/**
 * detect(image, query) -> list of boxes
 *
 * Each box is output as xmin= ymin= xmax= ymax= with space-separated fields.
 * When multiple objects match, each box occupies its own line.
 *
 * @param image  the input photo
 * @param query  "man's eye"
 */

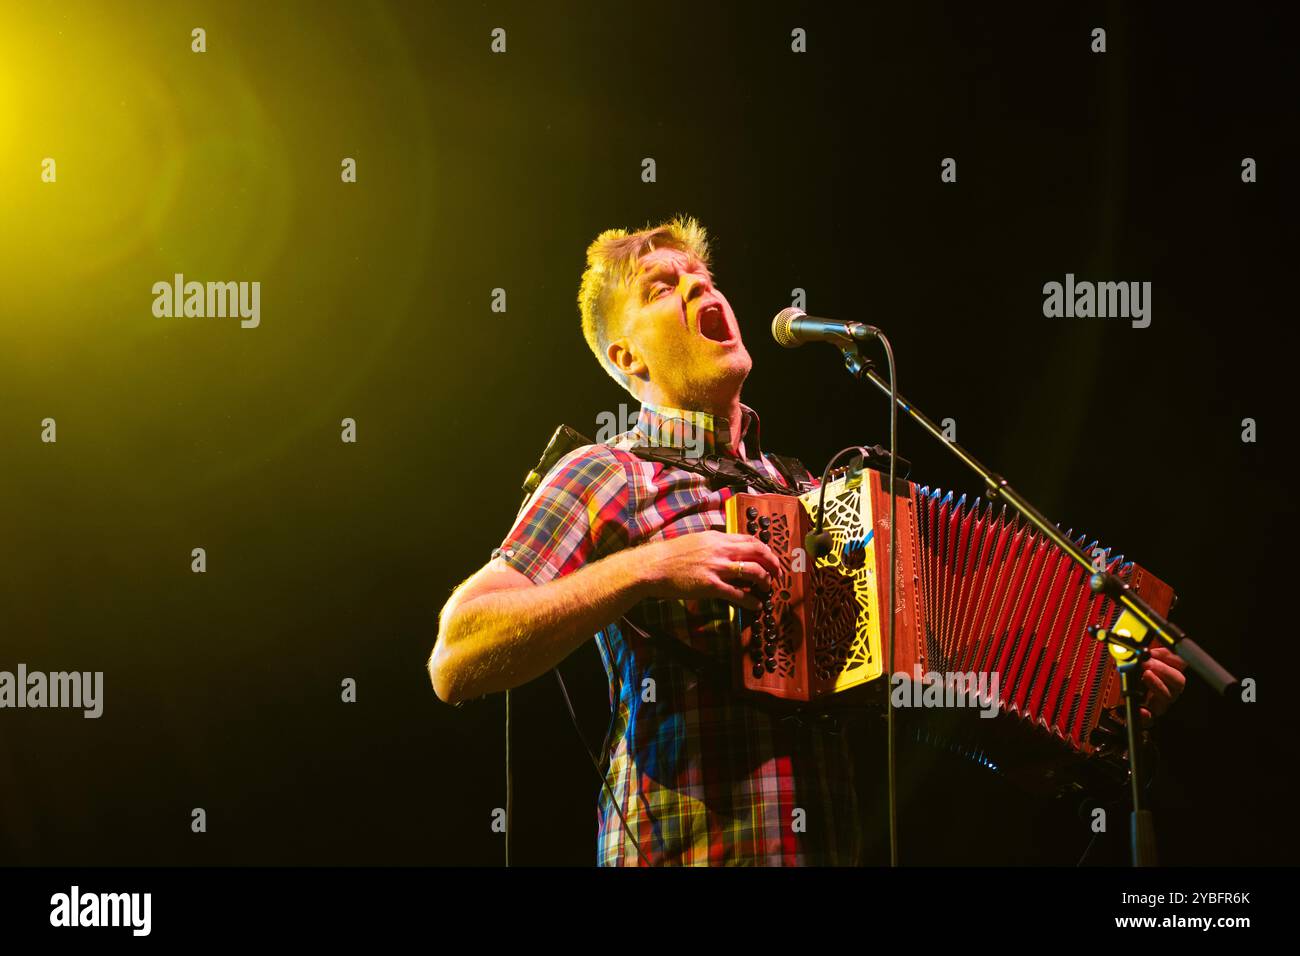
xmin=650 ymin=284 xmax=671 ymax=299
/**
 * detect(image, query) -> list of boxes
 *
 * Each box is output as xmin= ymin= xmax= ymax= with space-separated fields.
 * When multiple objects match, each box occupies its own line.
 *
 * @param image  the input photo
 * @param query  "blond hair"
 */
xmin=577 ymin=214 xmax=713 ymax=394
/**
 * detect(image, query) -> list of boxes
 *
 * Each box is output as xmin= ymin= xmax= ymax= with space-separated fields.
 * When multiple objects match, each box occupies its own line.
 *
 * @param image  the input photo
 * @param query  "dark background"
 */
xmin=1 ymin=1 xmax=1293 ymax=865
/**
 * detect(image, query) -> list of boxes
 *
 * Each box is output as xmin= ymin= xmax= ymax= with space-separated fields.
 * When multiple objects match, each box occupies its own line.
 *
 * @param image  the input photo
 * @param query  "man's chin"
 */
xmin=680 ymin=353 xmax=751 ymax=407
xmin=723 ymin=348 xmax=753 ymax=383
xmin=702 ymin=349 xmax=750 ymax=384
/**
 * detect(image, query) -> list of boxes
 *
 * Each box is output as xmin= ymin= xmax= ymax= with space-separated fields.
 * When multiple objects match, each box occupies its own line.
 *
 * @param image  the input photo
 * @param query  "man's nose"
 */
xmin=680 ymin=273 xmax=711 ymax=301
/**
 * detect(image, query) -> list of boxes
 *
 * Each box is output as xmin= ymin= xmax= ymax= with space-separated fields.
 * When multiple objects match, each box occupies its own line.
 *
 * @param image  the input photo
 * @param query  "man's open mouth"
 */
xmin=697 ymin=304 xmax=731 ymax=342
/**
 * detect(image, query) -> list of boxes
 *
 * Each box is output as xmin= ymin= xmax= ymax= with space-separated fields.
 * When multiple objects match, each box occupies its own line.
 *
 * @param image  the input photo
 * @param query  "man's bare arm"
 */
xmin=428 ymin=531 xmax=780 ymax=704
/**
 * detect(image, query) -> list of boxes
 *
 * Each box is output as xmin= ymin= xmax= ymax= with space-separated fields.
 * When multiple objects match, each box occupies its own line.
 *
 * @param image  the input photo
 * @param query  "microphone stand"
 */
xmin=838 ymin=347 xmax=1238 ymax=867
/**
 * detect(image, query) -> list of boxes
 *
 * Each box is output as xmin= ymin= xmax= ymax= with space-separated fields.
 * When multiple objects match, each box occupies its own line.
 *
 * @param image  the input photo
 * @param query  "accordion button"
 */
xmin=759 ymin=516 xmax=771 ymax=529
xmin=746 ymin=507 xmax=759 ymax=520
xmin=746 ymin=523 xmax=758 ymax=534
xmin=759 ymin=531 xmax=770 ymax=543
xmin=752 ymin=663 xmax=764 ymax=679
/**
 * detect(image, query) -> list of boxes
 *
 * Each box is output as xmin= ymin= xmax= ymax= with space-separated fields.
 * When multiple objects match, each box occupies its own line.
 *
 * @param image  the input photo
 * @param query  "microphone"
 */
xmin=771 ymin=307 xmax=881 ymax=348
xmin=805 ymin=528 xmax=835 ymax=561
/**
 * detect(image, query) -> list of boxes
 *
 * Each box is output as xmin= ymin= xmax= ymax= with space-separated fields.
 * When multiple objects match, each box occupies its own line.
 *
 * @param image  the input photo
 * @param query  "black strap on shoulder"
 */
xmin=764 ymin=452 xmax=817 ymax=494
xmin=525 ymin=423 xmax=813 ymax=497
xmin=520 ymin=425 xmax=595 ymax=500
xmin=626 ymin=444 xmax=811 ymax=497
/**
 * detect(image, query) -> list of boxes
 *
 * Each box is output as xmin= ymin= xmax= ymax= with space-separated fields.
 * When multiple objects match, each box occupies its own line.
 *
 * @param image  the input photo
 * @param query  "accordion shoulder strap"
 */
xmin=626 ymin=444 xmax=810 ymax=496
xmin=765 ymin=452 xmax=816 ymax=494
xmin=524 ymin=422 xmax=812 ymax=496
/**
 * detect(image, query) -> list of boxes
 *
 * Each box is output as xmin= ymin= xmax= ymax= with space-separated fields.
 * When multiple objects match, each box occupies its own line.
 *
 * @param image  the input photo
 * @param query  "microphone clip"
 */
xmin=841 ymin=344 xmax=874 ymax=379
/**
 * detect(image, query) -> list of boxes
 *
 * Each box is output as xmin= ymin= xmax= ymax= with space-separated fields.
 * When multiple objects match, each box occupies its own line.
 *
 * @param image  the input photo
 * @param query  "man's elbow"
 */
xmin=428 ymin=641 xmax=467 ymax=705
xmin=428 ymin=595 xmax=472 ymax=704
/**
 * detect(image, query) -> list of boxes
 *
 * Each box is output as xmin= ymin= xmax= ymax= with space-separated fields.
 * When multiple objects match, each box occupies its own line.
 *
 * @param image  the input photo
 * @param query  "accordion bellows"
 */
xmin=725 ymin=467 xmax=1175 ymax=758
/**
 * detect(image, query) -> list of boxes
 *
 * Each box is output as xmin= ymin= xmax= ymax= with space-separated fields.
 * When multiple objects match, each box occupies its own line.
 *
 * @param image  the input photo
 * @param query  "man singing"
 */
xmin=427 ymin=215 xmax=1185 ymax=866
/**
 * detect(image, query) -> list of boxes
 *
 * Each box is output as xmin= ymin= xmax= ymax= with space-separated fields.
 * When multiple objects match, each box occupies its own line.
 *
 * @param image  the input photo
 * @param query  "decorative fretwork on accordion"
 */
xmin=724 ymin=467 xmax=1175 ymax=759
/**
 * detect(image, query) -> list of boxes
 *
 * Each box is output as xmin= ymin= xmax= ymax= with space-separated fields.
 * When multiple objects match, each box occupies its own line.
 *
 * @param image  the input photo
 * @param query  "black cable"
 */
xmin=877 ymin=332 xmax=899 ymax=868
xmin=809 ymin=445 xmax=873 ymax=553
xmin=552 ymin=669 xmax=653 ymax=866
xmin=504 ymin=689 xmax=512 ymax=867
xmin=504 ymin=665 xmax=653 ymax=867
xmin=503 ymin=431 xmax=661 ymax=867
xmin=813 ymin=330 xmax=899 ymax=865
xmin=1076 ymin=820 xmax=1104 ymax=866
xmin=809 ymin=429 xmax=899 ymax=866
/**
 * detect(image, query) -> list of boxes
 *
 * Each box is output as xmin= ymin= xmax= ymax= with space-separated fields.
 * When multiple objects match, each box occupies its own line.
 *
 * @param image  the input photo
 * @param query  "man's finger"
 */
xmin=715 ymin=578 xmax=761 ymax=611
xmin=1141 ymin=666 xmax=1171 ymax=699
xmin=725 ymin=561 xmax=772 ymax=592
xmin=1149 ymin=645 xmax=1187 ymax=670
xmin=1141 ymin=669 xmax=1173 ymax=716
xmin=737 ymin=538 xmax=783 ymax=578
xmin=1144 ymin=657 xmax=1187 ymax=698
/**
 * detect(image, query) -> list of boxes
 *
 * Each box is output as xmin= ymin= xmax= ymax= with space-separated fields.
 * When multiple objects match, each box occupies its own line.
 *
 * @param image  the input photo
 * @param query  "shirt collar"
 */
xmin=633 ymin=400 xmax=765 ymax=462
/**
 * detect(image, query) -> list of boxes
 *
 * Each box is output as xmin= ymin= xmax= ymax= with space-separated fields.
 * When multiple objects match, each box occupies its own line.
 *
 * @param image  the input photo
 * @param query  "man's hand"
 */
xmin=1137 ymin=644 xmax=1188 ymax=726
xmin=430 ymin=530 xmax=781 ymax=703
xmin=636 ymin=531 xmax=782 ymax=611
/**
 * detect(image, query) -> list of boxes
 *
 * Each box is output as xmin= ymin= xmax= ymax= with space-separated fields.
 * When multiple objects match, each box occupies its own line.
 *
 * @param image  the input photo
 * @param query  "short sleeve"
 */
xmin=493 ymin=446 xmax=633 ymax=585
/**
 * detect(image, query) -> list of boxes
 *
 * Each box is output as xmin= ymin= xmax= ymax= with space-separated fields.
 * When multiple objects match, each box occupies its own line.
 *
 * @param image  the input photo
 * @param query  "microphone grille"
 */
xmin=771 ymin=307 xmax=806 ymax=348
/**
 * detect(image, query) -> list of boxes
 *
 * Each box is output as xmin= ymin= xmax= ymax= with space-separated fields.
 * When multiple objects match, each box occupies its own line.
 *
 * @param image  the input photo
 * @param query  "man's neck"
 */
xmin=716 ymin=395 xmax=744 ymax=450
xmin=641 ymin=388 xmax=746 ymax=451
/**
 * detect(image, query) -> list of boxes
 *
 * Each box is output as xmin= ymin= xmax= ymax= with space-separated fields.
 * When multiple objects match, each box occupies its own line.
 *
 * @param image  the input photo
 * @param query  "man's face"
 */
xmin=609 ymin=246 xmax=752 ymax=409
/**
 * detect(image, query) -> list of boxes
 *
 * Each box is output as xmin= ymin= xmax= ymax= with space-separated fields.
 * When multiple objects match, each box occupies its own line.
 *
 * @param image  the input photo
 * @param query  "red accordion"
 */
xmin=725 ymin=467 xmax=1175 ymax=761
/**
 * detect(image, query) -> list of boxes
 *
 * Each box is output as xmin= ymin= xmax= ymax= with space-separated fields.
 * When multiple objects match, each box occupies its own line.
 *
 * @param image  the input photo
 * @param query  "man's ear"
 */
xmin=608 ymin=338 xmax=648 ymax=382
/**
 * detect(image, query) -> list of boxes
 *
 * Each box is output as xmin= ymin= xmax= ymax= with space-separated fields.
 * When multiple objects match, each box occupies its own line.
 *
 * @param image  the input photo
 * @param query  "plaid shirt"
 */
xmin=494 ymin=401 xmax=862 ymax=866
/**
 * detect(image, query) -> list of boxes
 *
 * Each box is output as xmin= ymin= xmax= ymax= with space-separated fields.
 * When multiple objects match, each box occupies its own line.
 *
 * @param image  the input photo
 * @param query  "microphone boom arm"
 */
xmin=843 ymin=355 xmax=1236 ymax=696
